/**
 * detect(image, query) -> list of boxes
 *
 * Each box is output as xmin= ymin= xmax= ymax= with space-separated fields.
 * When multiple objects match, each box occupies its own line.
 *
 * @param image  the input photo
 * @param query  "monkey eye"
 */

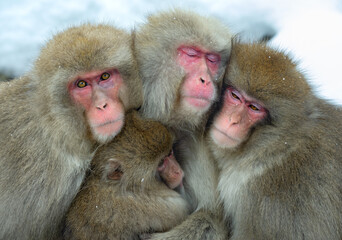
xmin=230 ymin=89 xmax=242 ymax=102
xmin=76 ymin=80 xmax=88 ymax=88
xmin=248 ymin=102 xmax=266 ymax=114
xmin=249 ymin=104 xmax=259 ymax=111
xmin=231 ymin=92 xmax=240 ymax=100
xmin=180 ymin=47 xmax=199 ymax=57
xmin=100 ymin=72 xmax=110 ymax=80
xmin=158 ymin=158 xmax=165 ymax=168
xmin=158 ymin=149 xmax=172 ymax=169
xmin=206 ymin=54 xmax=219 ymax=63
xmin=167 ymin=149 xmax=173 ymax=157
xmin=226 ymin=87 xmax=243 ymax=103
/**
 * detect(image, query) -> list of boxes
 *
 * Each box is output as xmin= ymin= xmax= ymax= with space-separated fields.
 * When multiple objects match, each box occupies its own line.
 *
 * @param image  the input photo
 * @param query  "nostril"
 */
xmin=96 ymin=103 xmax=107 ymax=110
xmin=200 ymin=77 xmax=205 ymax=84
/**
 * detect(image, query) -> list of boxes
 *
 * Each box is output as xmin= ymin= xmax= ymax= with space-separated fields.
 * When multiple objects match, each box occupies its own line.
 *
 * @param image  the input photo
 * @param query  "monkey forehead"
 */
xmin=135 ymin=9 xmax=232 ymax=60
xmin=34 ymin=24 xmax=134 ymax=79
xmin=225 ymin=42 xmax=312 ymax=103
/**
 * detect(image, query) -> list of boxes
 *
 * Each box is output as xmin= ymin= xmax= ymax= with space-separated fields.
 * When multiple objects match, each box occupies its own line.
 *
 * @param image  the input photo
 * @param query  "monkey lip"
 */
xmin=183 ymin=96 xmax=211 ymax=108
xmin=93 ymin=118 xmax=124 ymax=136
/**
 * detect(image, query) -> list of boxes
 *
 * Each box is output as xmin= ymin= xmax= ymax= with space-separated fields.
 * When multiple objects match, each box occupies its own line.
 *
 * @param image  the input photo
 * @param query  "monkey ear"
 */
xmin=106 ymin=159 xmax=123 ymax=181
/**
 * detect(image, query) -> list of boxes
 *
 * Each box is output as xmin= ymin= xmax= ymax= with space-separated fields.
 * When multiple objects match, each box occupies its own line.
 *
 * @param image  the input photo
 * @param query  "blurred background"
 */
xmin=1 ymin=0 xmax=341 ymax=104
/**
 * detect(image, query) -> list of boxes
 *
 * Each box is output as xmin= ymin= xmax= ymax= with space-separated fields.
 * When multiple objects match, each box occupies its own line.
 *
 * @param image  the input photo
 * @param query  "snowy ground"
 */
xmin=1 ymin=0 xmax=341 ymax=104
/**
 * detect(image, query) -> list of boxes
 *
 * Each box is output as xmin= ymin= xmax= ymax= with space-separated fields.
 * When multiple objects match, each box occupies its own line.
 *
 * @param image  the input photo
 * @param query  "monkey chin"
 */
xmin=210 ymin=126 xmax=241 ymax=149
xmin=91 ymin=118 xmax=124 ymax=144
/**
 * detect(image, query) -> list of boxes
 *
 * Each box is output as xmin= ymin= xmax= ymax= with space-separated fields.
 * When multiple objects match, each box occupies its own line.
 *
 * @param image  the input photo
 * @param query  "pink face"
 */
xmin=158 ymin=150 xmax=184 ymax=189
xmin=210 ymin=87 xmax=267 ymax=148
xmin=69 ymin=69 xmax=125 ymax=143
xmin=177 ymin=46 xmax=221 ymax=113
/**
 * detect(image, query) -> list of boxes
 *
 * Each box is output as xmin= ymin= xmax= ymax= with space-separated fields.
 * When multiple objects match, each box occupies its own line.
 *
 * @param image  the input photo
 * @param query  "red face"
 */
xmin=210 ymin=87 xmax=267 ymax=148
xmin=177 ymin=46 xmax=221 ymax=113
xmin=158 ymin=150 xmax=184 ymax=189
xmin=69 ymin=69 xmax=125 ymax=143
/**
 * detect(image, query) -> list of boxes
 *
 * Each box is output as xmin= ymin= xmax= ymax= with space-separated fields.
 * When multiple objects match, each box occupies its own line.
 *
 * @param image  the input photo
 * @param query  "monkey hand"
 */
xmin=147 ymin=210 xmax=227 ymax=240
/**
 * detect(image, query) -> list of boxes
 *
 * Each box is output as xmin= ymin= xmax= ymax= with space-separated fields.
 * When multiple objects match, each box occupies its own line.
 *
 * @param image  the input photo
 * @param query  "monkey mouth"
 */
xmin=92 ymin=118 xmax=124 ymax=138
xmin=211 ymin=126 xmax=240 ymax=147
xmin=96 ymin=118 xmax=123 ymax=127
xmin=183 ymin=96 xmax=212 ymax=108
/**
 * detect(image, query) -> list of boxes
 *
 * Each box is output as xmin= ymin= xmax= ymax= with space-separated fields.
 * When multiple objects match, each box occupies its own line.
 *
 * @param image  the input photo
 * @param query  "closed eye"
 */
xmin=180 ymin=47 xmax=199 ymax=57
xmin=206 ymin=54 xmax=219 ymax=63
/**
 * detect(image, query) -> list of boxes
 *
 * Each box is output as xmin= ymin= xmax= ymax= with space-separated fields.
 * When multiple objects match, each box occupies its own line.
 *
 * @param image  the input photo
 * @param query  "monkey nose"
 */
xmin=200 ymin=77 xmax=211 ymax=85
xmin=96 ymin=103 xmax=107 ymax=110
xmin=229 ymin=114 xmax=241 ymax=124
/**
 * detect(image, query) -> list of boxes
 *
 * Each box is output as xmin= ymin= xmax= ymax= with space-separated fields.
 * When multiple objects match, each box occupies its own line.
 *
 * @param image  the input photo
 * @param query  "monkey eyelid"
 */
xmin=227 ymin=87 xmax=242 ymax=102
xmin=248 ymin=104 xmax=260 ymax=111
xmin=247 ymin=102 xmax=266 ymax=114
xmin=178 ymin=46 xmax=199 ymax=57
xmin=206 ymin=54 xmax=220 ymax=63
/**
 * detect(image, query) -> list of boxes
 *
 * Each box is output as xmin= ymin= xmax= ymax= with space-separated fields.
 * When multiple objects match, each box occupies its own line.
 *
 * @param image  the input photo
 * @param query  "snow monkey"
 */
xmin=0 ymin=23 xmax=142 ymax=239
xmin=64 ymin=110 xmax=189 ymax=240
xmin=134 ymin=9 xmax=233 ymax=239
xmin=208 ymin=41 xmax=342 ymax=240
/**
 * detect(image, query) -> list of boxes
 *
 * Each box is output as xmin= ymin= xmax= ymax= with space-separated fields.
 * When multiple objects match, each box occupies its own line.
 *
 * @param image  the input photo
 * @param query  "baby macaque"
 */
xmin=64 ymin=111 xmax=189 ymax=240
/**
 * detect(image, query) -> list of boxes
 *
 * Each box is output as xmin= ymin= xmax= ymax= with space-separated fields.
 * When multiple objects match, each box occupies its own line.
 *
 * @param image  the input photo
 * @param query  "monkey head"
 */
xmin=134 ymin=9 xmax=232 ymax=130
xmin=91 ymin=111 xmax=184 ymax=191
xmin=31 ymin=24 xmax=143 ymax=144
xmin=209 ymin=42 xmax=313 ymax=151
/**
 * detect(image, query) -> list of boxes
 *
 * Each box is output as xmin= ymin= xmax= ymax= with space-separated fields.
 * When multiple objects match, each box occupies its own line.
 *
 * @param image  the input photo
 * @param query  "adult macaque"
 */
xmin=64 ymin=111 xmax=189 ymax=240
xmin=134 ymin=9 xmax=232 ymax=239
xmin=208 ymin=42 xmax=342 ymax=239
xmin=0 ymin=24 xmax=142 ymax=239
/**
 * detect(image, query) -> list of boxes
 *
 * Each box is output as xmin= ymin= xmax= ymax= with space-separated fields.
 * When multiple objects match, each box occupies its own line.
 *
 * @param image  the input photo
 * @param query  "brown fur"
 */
xmin=209 ymin=42 xmax=342 ymax=239
xmin=64 ymin=111 xmax=189 ymax=240
xmin=134 ymin=9 xmax=232 ymax=239
xmin=0 ymin=24 xmax=142 ymax=239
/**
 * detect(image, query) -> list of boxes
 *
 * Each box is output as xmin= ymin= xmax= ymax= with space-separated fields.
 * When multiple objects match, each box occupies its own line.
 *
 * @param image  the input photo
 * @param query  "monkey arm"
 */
xmin=147 ymin=208 xmax=228 ymax=240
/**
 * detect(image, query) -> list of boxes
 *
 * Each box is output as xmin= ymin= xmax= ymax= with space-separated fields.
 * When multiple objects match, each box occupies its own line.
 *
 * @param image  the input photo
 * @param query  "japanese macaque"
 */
xmin=134 ymin=9 xmax=232 ymax=239
xmin=64 ymin=111 xmax=189 ymax=240
xmin=0 ymin=24 xmax=142 ymax=239
xmin=208 ymin=42 xmax=342 ymax=239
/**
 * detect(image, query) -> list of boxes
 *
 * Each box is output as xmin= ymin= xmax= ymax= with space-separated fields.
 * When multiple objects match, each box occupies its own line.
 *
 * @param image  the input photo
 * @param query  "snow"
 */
xmin=0 ymin=0 xmax=341 ymax=104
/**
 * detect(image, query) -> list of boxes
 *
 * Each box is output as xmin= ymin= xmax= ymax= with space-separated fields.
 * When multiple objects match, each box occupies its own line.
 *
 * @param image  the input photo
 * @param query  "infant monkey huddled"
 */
xmin=64 ymin=111 xmax=189 ymax=240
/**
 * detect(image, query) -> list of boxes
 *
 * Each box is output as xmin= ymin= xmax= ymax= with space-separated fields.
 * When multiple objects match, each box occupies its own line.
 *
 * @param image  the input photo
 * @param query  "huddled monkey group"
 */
xmin=0 ymin=8 xmax=341 ymax=240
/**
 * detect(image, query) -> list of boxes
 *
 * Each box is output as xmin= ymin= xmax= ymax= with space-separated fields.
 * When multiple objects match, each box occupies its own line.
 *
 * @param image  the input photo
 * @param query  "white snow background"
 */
xmin=1 ymin=0 xmax=342 ymax=104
